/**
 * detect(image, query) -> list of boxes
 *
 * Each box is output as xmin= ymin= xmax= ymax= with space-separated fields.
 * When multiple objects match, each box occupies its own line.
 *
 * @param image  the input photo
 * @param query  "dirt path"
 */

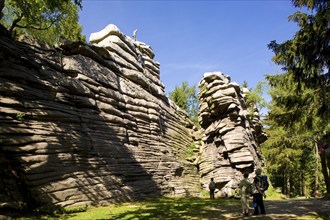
xmin=222 ymin=198 xmax=330 ymax=220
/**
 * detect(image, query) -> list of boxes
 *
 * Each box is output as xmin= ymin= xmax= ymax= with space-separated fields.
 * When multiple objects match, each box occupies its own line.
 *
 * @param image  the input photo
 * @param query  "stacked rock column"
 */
xmin=198 ymin=72 xmax=266 ymax=196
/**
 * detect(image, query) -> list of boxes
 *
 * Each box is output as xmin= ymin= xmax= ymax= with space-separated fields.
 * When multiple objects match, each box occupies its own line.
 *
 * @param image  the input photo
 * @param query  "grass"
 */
xmin=15 ymin=195 xmax=329 ymax=220
xmin=265 ymin=186 xmax=288 ymax=200
xmin=18 ymin=197 xmax=239 ymax=220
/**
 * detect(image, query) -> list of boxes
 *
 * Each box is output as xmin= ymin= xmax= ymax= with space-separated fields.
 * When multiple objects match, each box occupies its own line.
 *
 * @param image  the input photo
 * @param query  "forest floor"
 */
xmin=1 ymin=197 xmax=330 ymax=220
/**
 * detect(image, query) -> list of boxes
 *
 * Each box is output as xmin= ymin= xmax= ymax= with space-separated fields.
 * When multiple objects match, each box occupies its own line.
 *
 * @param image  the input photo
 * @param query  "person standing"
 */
xmin=239 ymin=172 xmax=252 ymax=216
xmin=137 ymin=54 xmax=144 ymax=67
xmin=132 ymin=29 xmax=138 ymax=41
xmin=209 ymin=178 xmax=216 ymax=199
xmin=252 ymin=168 xmax=266 ymax=215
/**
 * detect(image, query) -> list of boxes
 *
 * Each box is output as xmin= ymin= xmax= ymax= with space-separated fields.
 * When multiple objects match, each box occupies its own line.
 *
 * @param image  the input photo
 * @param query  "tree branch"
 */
xmin=13 ymin=15 xmax=60 ymax=31
xmin=9 ymin=13 xmax=23 ymax=34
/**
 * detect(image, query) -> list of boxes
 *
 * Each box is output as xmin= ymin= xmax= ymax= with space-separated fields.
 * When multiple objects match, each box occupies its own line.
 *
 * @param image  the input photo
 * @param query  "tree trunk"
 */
xmin=0 ymin=0 xmax=4 ymax=20
xmin=314 ymin=142 xmax=319 ymax=197
xmin=318 ymin=141 xmax=330 ymax=196
xmin=282 ymin=170 xmax=286 ymax=195
xmin=300 ymin=171 xmax=304 ymax=196
xmin=287 ymin=173 xmax=291 ymax=197
xmin=320 ymin=152 xmax=330 ymax=195
xmin=327 ymin=156 xmax=330 ymax=196
xmin=283 ymin=169 xmax=290 ymax=196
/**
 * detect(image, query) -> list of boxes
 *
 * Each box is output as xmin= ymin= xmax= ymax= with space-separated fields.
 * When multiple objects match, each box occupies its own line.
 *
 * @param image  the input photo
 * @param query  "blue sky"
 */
xmin=79 ymin=0 xmax=301 ymax=94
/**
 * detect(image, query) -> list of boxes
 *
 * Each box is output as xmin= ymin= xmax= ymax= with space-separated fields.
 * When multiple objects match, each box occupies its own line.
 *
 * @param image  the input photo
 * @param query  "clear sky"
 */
xmin=79 ymin=0 xmax=300 ymax=94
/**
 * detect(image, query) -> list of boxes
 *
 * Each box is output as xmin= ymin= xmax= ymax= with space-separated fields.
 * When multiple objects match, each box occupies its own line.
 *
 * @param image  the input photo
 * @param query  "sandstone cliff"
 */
xmin=0 ymin=24 xmax=266 ymax=210
xmin=0 ymin=24 xmax=199 ymax=210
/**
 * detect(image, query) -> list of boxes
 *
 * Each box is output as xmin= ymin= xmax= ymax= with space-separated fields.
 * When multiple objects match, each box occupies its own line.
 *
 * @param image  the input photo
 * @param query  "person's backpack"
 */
xmin=260 ymin=175 xmax=269 ymax=192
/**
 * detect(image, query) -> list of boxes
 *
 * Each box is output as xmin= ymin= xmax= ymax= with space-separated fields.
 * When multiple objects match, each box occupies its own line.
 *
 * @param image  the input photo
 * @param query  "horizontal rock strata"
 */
xmin=198 ymin=72 xmax=267 ymax=195
xmin=0 ymin=24 xmax=267 ymax=210
xmin=0 ymin=24 xmax=199 ymax=210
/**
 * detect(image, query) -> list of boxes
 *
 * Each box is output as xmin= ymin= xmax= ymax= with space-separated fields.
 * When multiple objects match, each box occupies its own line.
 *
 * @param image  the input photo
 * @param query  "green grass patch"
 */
xmin=16 ymin=196 xmax=328 ymax=220
xmin=265 ymin=186 xmax=287 ymax=200
xmin=17 ymin=197 xmax=239 ymax=220
xmin=64 ymin=197 xmax=238 ymax=220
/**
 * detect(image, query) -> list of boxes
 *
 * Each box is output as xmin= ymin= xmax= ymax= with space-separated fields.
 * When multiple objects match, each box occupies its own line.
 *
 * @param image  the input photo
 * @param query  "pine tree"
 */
xmin=263 ymin=73 xmax=323 ymax=197
xmin=267 ymin=0 xmax=330 ymax=197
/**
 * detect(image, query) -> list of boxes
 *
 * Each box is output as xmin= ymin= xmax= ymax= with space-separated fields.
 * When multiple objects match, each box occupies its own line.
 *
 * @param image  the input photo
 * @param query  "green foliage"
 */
xmin=16 ymin=111 xmax=25 ymax=121
xmin=186 ymin=142 xmax=196 ymax=158
xmin=265 ymin=0 xmax=330 ymax=197
xmin=266 ymin=187 xmax=287 ymax=200
xmin=1 ymin=0 xmax=85 ymax=44
xmin=268 ymin=0 xmax=329 ymax=89
xmin=264 ymin=67 xmax=328 ymax=198
xmin=168 ymin=81 xmax=199 ymax=124
xmin=243 ymin=81 xmax=268 ymax=112
xmin=266 ymin=73 xmax=328 ymax=131
xmin=60 ymin=206 xmax=87 ymax=214
xmin=262 ymin=123 xmax=316 ymax=197
xmin=186 ymin=141 xmax=201 ymax=159
xmin=292 ymin=0 xmax=328 ymax=10
xmin=241 ymin=81 xmax=268 ymax=122
xmin=241 ymin=80 xmax=249 ymax=88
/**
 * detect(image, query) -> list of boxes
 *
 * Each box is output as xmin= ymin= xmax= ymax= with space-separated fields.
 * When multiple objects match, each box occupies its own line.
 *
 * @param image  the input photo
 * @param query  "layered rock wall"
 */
xmin=0 ymin=24 xmax=199 ymax=210
xmin=198 ymin=72 xmax=267 ymax=195
xmin=0 ymin=24 xmax=266 ymax=210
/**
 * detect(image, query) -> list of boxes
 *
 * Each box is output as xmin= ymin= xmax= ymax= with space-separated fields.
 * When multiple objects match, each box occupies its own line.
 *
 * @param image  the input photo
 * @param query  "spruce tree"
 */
xmin=266 ymin=0 xmax=330 ymax=197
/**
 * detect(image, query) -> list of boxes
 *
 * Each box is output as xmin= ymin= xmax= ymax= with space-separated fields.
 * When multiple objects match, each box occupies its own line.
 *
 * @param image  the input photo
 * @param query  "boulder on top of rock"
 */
xmin=89 ymin=24 xmax=122 ymax=43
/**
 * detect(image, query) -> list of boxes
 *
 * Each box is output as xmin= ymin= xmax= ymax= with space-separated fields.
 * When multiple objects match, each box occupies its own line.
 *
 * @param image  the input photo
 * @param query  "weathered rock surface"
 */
xmin=197 ymin=72 xmax=267 ymax=195
xmin=0 ymin=24 xmax=199 ymax=210
xmin=0 ymin=24 xmax=266 ymax=210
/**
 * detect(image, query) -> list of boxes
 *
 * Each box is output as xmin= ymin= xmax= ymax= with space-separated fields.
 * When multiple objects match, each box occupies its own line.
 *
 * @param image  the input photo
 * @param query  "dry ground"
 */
xmin=222 ymin=198 xmax=330 ymax=219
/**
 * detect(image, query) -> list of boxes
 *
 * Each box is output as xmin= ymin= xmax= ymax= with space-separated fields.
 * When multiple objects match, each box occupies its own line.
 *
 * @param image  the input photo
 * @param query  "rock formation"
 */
xmin=0 ymin=24 xmax=266 ymax=210
xmin=0 ymin=24 xmax=199 ymax=210
xmin=198 ymin=72 xmax=267 ymax=196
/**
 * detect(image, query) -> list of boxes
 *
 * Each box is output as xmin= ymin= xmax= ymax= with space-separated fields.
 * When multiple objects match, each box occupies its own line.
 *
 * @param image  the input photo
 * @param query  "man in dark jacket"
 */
xmin=252 ymin=168 xmax=266 ymax=215
xmin=209 ymin=178 xmax=216 ymax=199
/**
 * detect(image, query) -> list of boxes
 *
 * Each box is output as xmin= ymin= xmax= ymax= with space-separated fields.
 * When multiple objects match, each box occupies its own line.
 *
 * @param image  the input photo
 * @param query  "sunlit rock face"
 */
xmin=0 ymin=24 xmax=266 ymax=210
xmin=197 ymin=72 xmax=267 ymax=196
xmin=0 ymin=24 xmax=200 ymax=210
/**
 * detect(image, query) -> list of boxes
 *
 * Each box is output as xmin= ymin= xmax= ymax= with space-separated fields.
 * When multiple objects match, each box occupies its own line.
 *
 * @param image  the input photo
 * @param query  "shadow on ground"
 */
xmin=60 ymin=197 xmax=330 ymax=220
